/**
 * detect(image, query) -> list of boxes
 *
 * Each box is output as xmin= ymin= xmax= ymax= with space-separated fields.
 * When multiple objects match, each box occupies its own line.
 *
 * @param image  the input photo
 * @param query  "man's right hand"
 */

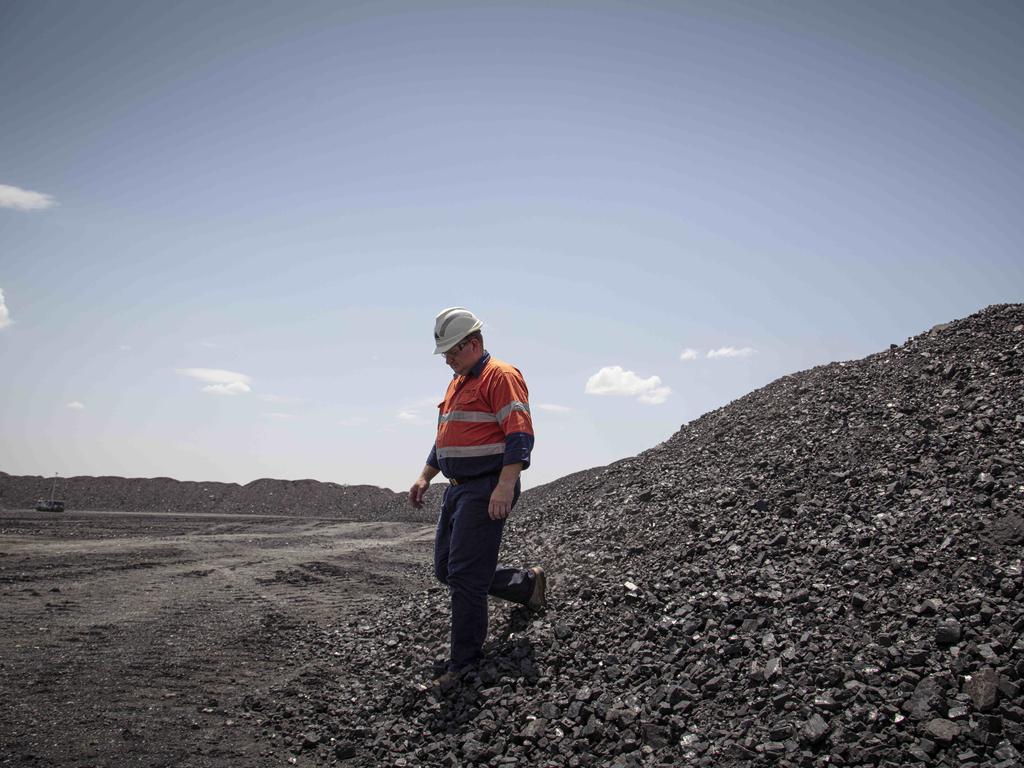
xmin=409 ymin=477 xmax=430 ymax=509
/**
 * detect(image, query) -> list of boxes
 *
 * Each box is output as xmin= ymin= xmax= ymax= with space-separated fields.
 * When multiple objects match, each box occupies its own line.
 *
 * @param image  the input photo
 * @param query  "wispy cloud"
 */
xmin=66 ymin=401 xmax=85 ymax=410
xmin=679 ymin=348 xmax=699 ymax=361
xmin=536 ymin=403 xmax=571 ymax=413
xmin=264 ymin=412 xmax=293 ymax=420
xmin=203 ymin=382 xmax=251 ymax=395
xmin=176 ymin=367 xmax=252 ymax=395
xmin=0 ymin=183 xmax=56 ymax=211
xmin=176 ymin=368 xmax=251 ymax=384
xmin=585 ymin=366 xmax=671 ymax=405
xmin=119 ymin=344 xmax=131 ymax=352
xmin=0 ymin=288 xmax=12 ymax=330
xmin=390 ymin=396 xmax=440 ymax=426
xmin=707 ymin=346 xmax=757 ymax=359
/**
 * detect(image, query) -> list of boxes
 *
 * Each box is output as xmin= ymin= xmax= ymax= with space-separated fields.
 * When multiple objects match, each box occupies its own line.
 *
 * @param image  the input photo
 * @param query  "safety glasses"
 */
xmin=443 ymin=337 xmax=474 ymax=360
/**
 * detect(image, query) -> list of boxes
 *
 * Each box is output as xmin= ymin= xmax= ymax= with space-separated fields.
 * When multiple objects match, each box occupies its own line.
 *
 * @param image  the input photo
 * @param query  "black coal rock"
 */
xmin=936 ymin=619 xmax=963 ymax=646
xmin=800 ymin=713 xmax=830 ymax=746
xmin=247 ymin=304 xmax=1024 ymax=768
xmin=966 ymin=668 xmax=1001 ymax=712
xmin=924 ymin=718 xmax=961 ymax=746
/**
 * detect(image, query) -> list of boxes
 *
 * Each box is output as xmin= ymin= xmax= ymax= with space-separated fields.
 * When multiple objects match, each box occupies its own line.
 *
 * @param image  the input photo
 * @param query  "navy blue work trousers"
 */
xmin=434 ymin=474 xmax=533 ymax=671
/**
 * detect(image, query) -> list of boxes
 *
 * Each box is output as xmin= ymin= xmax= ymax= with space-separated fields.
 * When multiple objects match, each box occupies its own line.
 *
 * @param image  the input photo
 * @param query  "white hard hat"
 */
xmin=433 ymin=307 xmax=483 ymax=354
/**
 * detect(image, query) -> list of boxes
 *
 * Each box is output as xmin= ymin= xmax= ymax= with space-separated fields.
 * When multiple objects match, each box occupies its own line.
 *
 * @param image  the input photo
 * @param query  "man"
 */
xmin=409 ymin=307 xmax=546 ymax=679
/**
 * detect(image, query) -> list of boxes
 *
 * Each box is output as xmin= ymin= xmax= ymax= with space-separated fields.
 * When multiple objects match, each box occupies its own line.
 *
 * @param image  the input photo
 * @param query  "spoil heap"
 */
xmin=0 ymin=474 xmax=414 ymax=521
xmin=242 ymin=305 xmax=1024 ymax=766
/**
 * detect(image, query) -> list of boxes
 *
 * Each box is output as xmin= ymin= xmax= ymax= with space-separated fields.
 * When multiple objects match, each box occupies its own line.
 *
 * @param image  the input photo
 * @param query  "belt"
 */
xmin=449 ymin=472 xmax=499 ymax=486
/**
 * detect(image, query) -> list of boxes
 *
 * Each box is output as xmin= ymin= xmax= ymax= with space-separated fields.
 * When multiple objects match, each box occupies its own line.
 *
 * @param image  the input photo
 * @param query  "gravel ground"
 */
xmin=0 ymin=510 xmax=436 ymax=768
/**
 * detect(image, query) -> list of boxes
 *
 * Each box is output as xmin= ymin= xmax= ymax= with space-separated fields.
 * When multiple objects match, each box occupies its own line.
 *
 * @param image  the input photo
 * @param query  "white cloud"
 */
xmin=202 ymin=381 xmax=251 ymax=395
xmin=66 ymin=401 xmax=85 ymax=410
xmin=707 ymin=346 xmax=757 ymax=359
xmin=176 ymin=367 xmax=252 ymax=384
xmin=679 ymin=348 xmax=699 ymax=361
xmin=394 ymin=404 xmax=437 ymax=426
xmin=0 ymin=288 xmax=12 ymax=330
xmin=585 ymin=366 xmax=672 ymax=405
xmin=119 ymin=344 xmax=131 ymax=352
xmin=536 ymin=403 xmax=572 ymax=413
xmin=265 ymin=412 xmax=293 ymax=419
xmin=176 ymin=368 xmax=253 ymax=396
xmin=390 ymin=396 xmax=440 ymax=426
xmin=0 ymin=183 xmax=56 ymax=211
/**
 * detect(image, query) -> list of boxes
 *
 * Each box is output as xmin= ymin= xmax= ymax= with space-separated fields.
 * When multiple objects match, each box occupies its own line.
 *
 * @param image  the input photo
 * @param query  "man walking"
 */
xmin=409 ymin=307 xmax=546 ymax=680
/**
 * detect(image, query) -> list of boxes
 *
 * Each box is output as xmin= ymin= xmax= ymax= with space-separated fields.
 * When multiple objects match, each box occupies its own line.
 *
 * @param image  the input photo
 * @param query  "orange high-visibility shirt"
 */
xmin=426 ymin=352 xmax=534 ymax=479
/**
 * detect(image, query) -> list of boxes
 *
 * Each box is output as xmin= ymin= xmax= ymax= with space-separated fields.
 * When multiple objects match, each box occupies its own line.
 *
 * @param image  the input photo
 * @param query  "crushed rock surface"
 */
xmin=248 ymin=304 xmax=1024 ymax=767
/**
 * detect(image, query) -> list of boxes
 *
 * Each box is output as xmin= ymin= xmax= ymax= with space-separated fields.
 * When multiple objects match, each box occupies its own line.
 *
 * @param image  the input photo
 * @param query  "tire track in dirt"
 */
xmin=0 ymin=511 xmax=435 ymax=768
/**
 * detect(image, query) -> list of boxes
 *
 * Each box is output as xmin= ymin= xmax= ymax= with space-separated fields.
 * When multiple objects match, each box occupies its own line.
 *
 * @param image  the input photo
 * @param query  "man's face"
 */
xmin=444 ymin=337 xmax=480 ymax=376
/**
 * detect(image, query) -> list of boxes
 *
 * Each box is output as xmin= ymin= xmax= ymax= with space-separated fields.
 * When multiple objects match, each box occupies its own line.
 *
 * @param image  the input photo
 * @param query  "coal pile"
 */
xmin=0 ymin=473 xmax=416 ymax=521
xmin=244 ymin=304 xmax=1023 ymax=767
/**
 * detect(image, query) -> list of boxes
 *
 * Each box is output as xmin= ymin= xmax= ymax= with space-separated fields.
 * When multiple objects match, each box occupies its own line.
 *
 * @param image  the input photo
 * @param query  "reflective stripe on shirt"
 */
xmin=436 ymin=442 xmax=506 ymax=459
xmin=495 ymin=401 xmax=530 ymax=423
xmin=439 ymin=410 xmax=498 ymax=424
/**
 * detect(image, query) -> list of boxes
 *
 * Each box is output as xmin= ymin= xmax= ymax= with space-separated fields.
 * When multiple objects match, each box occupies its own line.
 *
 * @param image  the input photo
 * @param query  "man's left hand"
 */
xmin=488 ymin=482 xmax=515 ymax=521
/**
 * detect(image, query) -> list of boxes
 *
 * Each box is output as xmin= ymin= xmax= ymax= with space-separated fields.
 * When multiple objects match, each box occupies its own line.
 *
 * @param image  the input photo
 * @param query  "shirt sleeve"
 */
xmin=487 ymin=367 xmax=534 ymax=470
xmin=503 ymin=432 xmax=534 ymax=469
xmin=426 ymin=444 xmax=440 ymax=470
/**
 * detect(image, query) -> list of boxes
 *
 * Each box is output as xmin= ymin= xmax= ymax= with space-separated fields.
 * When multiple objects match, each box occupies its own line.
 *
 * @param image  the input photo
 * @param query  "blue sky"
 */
xmin=2 ymin=1 xmax=1022 ymax=492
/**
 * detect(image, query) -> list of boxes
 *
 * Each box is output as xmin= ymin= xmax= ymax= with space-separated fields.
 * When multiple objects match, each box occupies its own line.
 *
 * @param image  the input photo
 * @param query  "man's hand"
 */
xmin=409 ymin=465 xmax=440 ymax=509
xmin=488 ymin=462 xmax=523 ymax=520
xmin=409 ymin=477 xmax=430 ymax=509
xmin=488 ymin=481 xmax=515 ymax=520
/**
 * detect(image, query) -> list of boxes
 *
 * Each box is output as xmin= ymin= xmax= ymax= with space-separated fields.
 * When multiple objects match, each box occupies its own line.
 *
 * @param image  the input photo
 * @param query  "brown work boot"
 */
xmin=527 ymin=566 xmax=547 ymax=611
xmin=428 ymin=670 xmax=460 ymax=696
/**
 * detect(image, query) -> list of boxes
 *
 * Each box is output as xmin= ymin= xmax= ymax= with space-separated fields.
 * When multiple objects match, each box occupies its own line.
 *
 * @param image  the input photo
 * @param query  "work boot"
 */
xmin=428 ymin=670 xmax=460 ymax=696
xmin=527 ymin=566 xmax=547 ymax=612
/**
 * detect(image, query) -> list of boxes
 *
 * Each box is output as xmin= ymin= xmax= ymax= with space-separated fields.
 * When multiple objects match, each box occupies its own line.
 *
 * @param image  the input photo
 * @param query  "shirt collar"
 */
xmin=462 ymin=350 xmax=490 ymax=379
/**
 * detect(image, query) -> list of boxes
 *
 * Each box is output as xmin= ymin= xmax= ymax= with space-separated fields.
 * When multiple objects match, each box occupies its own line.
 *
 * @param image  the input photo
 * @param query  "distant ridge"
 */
xmin=0 ymin=473 xmax=420 ymax=522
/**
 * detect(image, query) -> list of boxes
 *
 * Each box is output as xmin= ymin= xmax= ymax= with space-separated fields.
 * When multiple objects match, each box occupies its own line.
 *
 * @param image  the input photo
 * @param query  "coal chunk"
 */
xmin=965 ymin=668 xmax=1000 ymax=712
xmin=800 ymin=713 xmax=830 ymax=746
xmin=935 ymin=619 xmax=962 ymax=646
xmin=924 ymin=718 xmax=960 ymax=746
xmin=904 ymin=676 xmax=944 ymax=721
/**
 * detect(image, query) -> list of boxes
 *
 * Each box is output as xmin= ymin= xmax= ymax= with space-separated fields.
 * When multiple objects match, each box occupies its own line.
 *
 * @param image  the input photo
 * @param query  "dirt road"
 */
xmin=0 ymin=509 xmax=435 ymax=767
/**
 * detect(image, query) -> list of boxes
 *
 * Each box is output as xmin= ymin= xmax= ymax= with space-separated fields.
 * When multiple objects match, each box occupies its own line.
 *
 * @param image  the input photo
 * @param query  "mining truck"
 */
xmin=36 ymin=474 xmax=66 ymax=512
